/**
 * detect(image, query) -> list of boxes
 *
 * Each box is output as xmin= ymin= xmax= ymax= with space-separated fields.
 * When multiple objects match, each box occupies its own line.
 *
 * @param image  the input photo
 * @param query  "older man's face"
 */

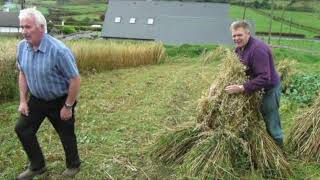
xmin=20 ymin=16 xmax=44 ymax=47
xmin=231 ymin=27 xmax=250 ymax=48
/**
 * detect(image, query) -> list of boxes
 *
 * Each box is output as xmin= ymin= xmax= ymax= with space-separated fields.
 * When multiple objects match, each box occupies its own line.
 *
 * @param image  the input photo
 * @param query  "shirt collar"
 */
xmin=26 ymin=34 xmax=48 ymax=53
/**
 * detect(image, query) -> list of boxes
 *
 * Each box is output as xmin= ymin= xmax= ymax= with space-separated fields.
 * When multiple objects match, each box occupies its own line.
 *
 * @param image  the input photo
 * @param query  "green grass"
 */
xmin=286 ymin=0 xmax=320 ymax=12
xmin=65 ymin=14 xmax=102 ymax=22
xmin=165 ymin=44 xmax=219 ymax=58
xmin=0 ymin=61 xmax=218 ymax=179
xmin=8 ymin=0 xmax=107 ymax=24
xmin=273 ymin=48 xmax=320 ymax=74
xmin=61 ymin=3 xmax=106 ymax=14
xmin=269 ymin=38 xmax=320 ymax=52
xmin=36 ymin=7 xmax=50 ymax=16
xmin=2 ymin=1 xmax=319 ymax=38
xmin=230 ymin=6 xmax=317 ymax=38
xmin=28 ymin=0 xmax=56 ymax=6
xmin=261 ymin=8 xmax=320 ymax=31
xmin=1 ymin=43 xmax=320 ymax=178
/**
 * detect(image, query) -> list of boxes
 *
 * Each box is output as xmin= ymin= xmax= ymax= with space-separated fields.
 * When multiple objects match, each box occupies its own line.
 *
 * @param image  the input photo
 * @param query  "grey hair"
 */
xmin=19 ymin=7 xmax=47 ymax=33
xmin=230 ymin=20 xmax=251 ymax=33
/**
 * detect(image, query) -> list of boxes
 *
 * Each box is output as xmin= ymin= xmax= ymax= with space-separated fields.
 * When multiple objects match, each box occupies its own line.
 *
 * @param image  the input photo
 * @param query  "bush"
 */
xmin=77 ymin=26 xmax=102 ymax=31
xmin=66 ymin=17 xmax=76 ymax=23
xmin=61 ymin=26 xmax=77 ymax=34
xmin=99 ymin=14 xmax=105 ymax=21
xmin=283 ymin=74 xmax=320 ymax=106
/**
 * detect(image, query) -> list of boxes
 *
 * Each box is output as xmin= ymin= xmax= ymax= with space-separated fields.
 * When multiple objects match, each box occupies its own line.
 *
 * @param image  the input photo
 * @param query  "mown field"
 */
xmin=230 ymin=5 xmax=317 ymax=38
xmin=1 ymin=37 xmax=320 ymax=179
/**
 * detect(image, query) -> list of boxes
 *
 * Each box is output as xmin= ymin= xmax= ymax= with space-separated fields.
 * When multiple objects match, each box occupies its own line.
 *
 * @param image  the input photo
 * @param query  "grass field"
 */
xmin=1 ymin=0 xmax=320 ymax=178
xmin=261 ymin=8 xmax=320 ymax=30
xmin=2 ymin=0 xmax=319 ymax=39
xmin=1 ymin=38 xmax=320 ymax=178
xmin=270 ymin=38 xmax=320 ymax=51
xmin=0 ymin=60 xmax=219 ymax=179
xmin=230 ymin=6 xmax=317 ymax=38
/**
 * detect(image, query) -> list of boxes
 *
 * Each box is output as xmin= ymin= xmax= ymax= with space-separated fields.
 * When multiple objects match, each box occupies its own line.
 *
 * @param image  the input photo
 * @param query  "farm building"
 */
xmin=101 ymin=0 xmax=235 ymax=45
xmin=0 ymin=12 xmax=20 ymax=34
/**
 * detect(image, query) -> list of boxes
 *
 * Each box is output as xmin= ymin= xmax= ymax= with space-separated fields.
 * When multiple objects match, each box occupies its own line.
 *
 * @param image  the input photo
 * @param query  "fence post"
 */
xmin=289 ymin=17 xmax=292 ymax=33
xmin=278 ymin=4 xmax=287 ymax=45
xmin=268 ymin=0 xmax=275 ymax=44
xmin=242 ymin=0 xmax=247 ymax=20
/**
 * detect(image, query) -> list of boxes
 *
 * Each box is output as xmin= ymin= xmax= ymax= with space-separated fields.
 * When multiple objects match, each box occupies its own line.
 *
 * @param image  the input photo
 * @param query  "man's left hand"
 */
xmin=225 ymin=85 xmax=245 ymax=94
xmin=60 ymin=107 xmax=72 ymax=121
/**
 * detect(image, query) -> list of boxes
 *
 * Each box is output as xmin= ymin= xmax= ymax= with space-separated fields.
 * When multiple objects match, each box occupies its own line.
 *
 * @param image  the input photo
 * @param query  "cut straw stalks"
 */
xmin=152 ymin=49 xmax=291 ymax=179
xmin=201 ymin=46 xmax=229 ymax=64
xmin=287 ymin=95 xmax=320 ymax=162
xmin=67 ymin=40 xmax=166 ymax=73
xmin=276 ymin=59 xmax=296 ymax=91
xmin=0 ymin=39 xmax=19 ymax=100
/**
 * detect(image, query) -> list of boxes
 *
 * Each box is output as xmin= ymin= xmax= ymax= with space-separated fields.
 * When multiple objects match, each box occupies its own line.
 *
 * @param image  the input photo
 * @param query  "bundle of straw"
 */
xmin=152 ymin=49 xmax=291 ymax=179
xmin=276 ymin=59 xmax=296 ymax=91
xmin=287 ymin=95 xmax=320 ymax=162
xmin=201 ymin=46 xmax=229 ymax=64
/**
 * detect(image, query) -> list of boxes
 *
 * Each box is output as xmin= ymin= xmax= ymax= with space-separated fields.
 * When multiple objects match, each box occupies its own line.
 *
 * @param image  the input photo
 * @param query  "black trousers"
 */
xmin=15 ymin=95 xmax=81 ymax=171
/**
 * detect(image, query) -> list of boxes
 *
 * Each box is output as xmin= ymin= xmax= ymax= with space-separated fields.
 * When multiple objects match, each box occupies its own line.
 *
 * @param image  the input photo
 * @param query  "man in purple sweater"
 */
xmin=225 ymin=20 xmax=283 ymax=147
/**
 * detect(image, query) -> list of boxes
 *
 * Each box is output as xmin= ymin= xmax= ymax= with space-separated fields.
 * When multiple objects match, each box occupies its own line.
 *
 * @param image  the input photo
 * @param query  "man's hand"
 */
xmin=18 ymin=102 xmax=29 ymax=116
xmin=60 ymin=106 xmax=72 ymax=121
xmin=225 ymin=85 xmax=245 ymax=94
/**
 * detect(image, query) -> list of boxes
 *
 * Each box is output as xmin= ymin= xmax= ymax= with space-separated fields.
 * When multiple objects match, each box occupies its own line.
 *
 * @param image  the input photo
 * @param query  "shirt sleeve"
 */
xmin=243 ymin=47 xmax=271 ymax=93
xmin=16 ymin=42 xmax=23 ymax=72
xmin=57 ymin=48 xmax=79 ymax=79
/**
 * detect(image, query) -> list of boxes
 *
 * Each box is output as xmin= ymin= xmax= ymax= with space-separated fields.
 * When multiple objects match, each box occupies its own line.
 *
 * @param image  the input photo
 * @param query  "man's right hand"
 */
xmin=18 ymin=102 xmax=29 ymax=116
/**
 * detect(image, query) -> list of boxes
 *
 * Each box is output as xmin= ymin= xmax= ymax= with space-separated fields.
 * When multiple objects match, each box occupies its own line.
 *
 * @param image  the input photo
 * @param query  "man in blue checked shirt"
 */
xmin=15 ymin=8 xmax=81 ymax=179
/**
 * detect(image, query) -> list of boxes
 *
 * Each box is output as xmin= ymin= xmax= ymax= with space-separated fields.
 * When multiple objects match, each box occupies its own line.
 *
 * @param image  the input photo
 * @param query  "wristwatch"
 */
xmin=64 ymin=103 xmax=73 ymax=109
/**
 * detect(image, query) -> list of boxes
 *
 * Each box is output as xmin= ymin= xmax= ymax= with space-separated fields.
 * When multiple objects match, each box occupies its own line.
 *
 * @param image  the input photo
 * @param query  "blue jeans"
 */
xmin=261 ymin=83 xmax=283 ymax=145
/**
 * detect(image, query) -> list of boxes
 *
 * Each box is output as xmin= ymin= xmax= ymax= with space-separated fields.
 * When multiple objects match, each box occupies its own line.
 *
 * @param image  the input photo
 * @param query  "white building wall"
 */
xmin=0 ymin=27 xmax=20 ymax=33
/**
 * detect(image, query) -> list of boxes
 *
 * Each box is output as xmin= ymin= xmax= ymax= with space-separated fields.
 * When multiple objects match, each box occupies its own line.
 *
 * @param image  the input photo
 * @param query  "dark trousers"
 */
xmin=261 ymin=83 xmax=284 ymax=145
xmin=15 ymin=95 xmax=81 ymax=171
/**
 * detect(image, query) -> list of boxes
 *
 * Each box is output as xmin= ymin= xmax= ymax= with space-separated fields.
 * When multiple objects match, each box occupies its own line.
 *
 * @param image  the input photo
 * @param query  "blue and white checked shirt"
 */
xmin=17 ymin=34 xmax=79 ymax=101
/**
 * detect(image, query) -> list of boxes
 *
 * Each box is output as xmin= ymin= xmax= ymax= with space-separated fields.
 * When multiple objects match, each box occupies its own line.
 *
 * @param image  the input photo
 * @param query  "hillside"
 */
xmin=1 ymin=0 xmax=319 ymax=38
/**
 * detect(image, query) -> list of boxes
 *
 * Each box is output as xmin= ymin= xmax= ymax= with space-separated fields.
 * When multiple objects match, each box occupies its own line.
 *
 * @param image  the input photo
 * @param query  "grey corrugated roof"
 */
xmin=155 ymin=17 xmax=233 ymax=44
xmin=0 ymin=12 xmax=19 ymax=27
xmin=102 ymin=0 xmax=234 ymax=45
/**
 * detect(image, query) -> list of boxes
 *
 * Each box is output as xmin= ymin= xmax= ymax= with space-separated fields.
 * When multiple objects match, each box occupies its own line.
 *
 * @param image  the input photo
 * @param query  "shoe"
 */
xmin=16 ymin=167 xmax=47 ymax=180
xmin=61 ymin=167 xmax=80 ymax=177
